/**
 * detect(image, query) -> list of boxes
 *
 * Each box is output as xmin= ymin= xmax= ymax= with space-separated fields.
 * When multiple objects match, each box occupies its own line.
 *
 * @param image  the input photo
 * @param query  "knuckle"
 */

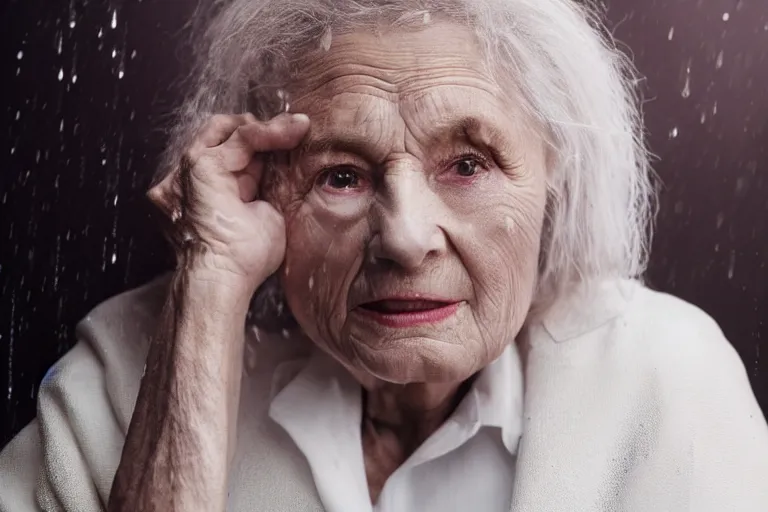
xmin=182 ymin=148 xmax=201 ymax=167
xmin=209 ymin=113 xmax=233 ymax=127
xmin=146 ymin=187 xmax=171 ymax=212
xmin=146 ymin=185 xmax=162 ymax=202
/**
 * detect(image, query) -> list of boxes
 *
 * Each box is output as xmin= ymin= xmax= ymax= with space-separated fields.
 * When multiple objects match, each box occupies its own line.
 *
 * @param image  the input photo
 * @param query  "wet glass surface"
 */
xmin=1 ymin=0 xmax=766 ymax=444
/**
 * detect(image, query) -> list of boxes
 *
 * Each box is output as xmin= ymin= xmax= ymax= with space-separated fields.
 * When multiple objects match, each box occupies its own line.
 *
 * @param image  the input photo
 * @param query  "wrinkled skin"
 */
xmin=273 ymin=22 xmax=547 ymax=389
xmin=268 ymin=22 xmax=549 ymax=499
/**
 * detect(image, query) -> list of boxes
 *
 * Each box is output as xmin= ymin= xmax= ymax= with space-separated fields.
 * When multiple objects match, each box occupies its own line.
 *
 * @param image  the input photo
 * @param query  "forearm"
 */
xmin=108 ymin=269 xmax=252 ymax=512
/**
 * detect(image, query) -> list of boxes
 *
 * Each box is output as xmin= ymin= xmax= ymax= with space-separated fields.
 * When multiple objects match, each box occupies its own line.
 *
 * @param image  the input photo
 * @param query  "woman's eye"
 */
xmin=455 ymin=157 xmax=479 ymax=177
xmin=318 ymin=168 xmax=361 ymax=189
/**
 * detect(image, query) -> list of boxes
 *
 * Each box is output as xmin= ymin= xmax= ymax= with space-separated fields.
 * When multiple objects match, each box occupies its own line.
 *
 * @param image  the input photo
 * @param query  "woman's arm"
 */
xmin=107 ymin=112 xmax=310 ymax=512
xmin=107 ymin=270 xmax=252 ymax=512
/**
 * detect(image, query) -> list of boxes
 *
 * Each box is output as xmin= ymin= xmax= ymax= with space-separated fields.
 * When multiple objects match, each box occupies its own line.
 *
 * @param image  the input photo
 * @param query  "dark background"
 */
xmin=1 ymin=0 xmax=766 ymax=447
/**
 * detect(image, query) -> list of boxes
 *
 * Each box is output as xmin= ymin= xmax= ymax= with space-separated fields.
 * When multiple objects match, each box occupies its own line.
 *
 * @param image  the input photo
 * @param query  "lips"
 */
xmin=355 ymin=299 xmax=461 ymax=328
xmin=359 ymin=299 xmax=450 ymax=313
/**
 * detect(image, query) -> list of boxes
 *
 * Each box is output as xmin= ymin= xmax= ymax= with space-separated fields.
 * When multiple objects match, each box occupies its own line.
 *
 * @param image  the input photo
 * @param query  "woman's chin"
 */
xmin=344 ymin=338 xmax=482 ymax=385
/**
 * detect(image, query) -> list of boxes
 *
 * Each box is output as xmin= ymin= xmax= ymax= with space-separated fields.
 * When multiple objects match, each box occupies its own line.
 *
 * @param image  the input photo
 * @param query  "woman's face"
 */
xmin=274 ymin=22 xmax=547 ymax=384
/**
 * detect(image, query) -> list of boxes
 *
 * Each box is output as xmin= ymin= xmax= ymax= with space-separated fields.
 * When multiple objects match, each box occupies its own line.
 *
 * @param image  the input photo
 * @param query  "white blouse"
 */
xmin=268 ymin=344 xmax=524 ymax=512
xmin=1 ymin=276 xmax=767 ymax=511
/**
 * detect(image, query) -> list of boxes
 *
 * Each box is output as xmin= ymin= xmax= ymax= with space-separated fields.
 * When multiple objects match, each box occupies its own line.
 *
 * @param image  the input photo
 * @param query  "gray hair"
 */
xmin=160 ymin=0 xmax=655 ymax=317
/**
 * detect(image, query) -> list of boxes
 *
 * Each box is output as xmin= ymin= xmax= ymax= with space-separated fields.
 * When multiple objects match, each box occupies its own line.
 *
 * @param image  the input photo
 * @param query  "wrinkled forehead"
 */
xmin=288 ymin=22 xmax=514 ymax=110
xmin=292 ymin=22 xmax=493 ymax=91
xmin=289 ymin=24 xmax=533 ymax=146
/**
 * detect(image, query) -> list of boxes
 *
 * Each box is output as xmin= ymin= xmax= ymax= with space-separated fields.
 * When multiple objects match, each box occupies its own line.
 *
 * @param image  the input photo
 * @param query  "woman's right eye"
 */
xmin=316 ymin=167 xmax=364 ymax=191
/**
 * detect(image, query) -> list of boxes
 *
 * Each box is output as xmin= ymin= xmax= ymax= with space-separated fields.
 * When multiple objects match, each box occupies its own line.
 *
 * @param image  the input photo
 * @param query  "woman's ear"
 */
xmin=249 ymin=273 xmax=298 ymax=333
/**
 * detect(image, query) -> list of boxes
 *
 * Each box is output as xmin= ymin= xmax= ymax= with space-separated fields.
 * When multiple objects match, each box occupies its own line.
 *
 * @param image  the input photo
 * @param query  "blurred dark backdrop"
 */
xmin=1 ymin=0 xmax=767 ymax=446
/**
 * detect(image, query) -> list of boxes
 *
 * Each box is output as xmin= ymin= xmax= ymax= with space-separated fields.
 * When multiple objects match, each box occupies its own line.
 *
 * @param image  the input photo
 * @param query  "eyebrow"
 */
xmin=299 ymin=131 xmax=378 ymax=161
xmin=298 ymin=116 xmax=512 ymax=162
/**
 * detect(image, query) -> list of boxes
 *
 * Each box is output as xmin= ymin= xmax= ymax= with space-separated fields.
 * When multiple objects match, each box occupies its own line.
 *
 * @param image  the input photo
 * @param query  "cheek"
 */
xmin=280 ymin=203 xmax=368 ymax=344
xmin=450 ymin=175 xmax=546 ymax=322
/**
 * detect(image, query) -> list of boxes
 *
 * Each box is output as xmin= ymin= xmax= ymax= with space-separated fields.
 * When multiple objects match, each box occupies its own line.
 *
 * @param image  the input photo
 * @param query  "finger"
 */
xmin=237 ymin=113 xmax=310 ymax=152
xmin=195 ymin=114 xmax=254 ymax=149
xmin=202 ymin=113 xmax=309 ymax=173
xmin=240 ymin=155 xmax=267 ymax=201
xmin=233 ymin=170 xmax=258 ymax=202
xmin=202 ymin=128 xmax=261 ymax=173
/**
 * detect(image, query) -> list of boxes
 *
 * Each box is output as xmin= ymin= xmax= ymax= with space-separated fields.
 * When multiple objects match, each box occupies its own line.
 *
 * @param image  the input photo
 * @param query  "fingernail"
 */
xmin=291 ymin=113 xmax=309 ymax=123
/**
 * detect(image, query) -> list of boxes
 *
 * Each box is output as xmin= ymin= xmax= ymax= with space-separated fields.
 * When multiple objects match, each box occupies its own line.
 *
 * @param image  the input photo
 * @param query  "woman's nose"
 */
xmin=368 ymin=169 xmax=448 ymax=270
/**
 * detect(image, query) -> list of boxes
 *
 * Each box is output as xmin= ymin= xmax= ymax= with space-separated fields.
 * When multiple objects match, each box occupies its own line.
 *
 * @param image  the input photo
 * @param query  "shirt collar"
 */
xmin=464 ymin=342 xmax=524 ymax=454
xmin=269 ymin=350 xmax=372 ymax=512
xmin=269 ymin=342 xmax=524 ymax=459
xmin=539 ymin=279 xmax=638 ymax=342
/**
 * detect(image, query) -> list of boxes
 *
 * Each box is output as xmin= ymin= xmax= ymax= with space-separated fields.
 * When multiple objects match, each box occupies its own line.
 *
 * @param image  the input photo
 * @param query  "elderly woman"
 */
xmin=2 ymin=0 xmax=768 ymax=510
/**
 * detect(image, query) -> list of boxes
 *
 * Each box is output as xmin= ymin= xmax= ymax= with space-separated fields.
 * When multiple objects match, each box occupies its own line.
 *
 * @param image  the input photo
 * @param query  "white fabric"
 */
xmin=1 ymin=275 xmax=767 ymax=512
xmin=268 ymin=343 xmax=522 ymax=512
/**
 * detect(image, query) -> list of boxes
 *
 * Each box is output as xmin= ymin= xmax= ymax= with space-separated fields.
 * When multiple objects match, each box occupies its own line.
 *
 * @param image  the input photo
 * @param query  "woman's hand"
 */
xmin=148 ymin=112 xmax=310 ymax=295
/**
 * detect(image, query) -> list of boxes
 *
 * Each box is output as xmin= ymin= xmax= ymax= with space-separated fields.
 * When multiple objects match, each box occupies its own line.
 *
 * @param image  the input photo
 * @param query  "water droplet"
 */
xmin=113 ymin=195 xmax=119 ymax=206
xmin=72 ymin=74 xmax=77 ymax=84
xmin=308 ymin=276 xmax=314 ymax=290
xmin=320 ymin=28 xmax=332 ymax=51
xmin=69 ymin=20 xmax=76 ymax=29
xmin=727 ymin=250 xmax=735 ymax=279
xmin=98 ymin=28 xmax=103 ymax=38
xmin=118 ymin=70 xmax=124 ymax=79
xmin=111 ymin=252 xmax=117 ymax=264
xmin=15 ymin=111 xmax=20 ymax=120
xmin=722 ymin=12 xmax=730 ymax=21
xmin=130 ymin=49 xmax=137 ymax=59
xmin=111 ymin=10 xmax=118 ymax=29
xmin=713 ymin=101 xmax=718 ymax=115
xmin=244 ymin=341 xmax=258 ymax=373
xmin=700 ymin=112 xmax=707 ymax=124
xmin=16 ymin=50 xmax=23 ymax=60
xmin=668 ymin=27 xmax=675 ymax=40
xmin=716 ymin=212 xmax=725 ymax=229
xmin=101 ymin=159 xmax=107 ymax=166
xmin=716 ymin=50 xmax=724 ymax=69
xmin=111 ymin=49 xmax=117 ymax=58
xmin=681 ymin=74 xmax=691 ymax=98
xmin=735 ymin=176 xmax=747 ymax=195
xmin=57 ymin=34 xmax=62 ymax=54
xmin=57 ymin=68 xmax=64 ymax=81
xmin=59 ymin=119 xmax=64 ymax=132
xmin=669 ymin=127 xmax=679 ymax=139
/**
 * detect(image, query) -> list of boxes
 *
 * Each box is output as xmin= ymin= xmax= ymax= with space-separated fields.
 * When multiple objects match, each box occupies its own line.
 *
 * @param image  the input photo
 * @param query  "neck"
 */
xmin=362 ymin=378 xmax=474 ymax=454
xmin=359 ymin=378 xmax=475 ymax=503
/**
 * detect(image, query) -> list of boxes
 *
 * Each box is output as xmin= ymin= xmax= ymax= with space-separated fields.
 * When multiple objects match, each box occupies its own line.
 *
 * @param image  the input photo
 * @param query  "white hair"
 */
xmin=160 ymin=0 xmax=656 ymax=315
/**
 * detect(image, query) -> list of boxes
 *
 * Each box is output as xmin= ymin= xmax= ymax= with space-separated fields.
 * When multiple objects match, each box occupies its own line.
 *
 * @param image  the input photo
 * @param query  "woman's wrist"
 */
xmin=176 ymin=243 xmax=269 ymax=300
xmin=173 ymin=251 xmax=262 ymax=313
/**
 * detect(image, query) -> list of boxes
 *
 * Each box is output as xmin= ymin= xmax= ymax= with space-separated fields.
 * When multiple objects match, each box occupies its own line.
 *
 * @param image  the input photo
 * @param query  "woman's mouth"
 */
xmin=355 ymin=299 xmax=461 ymax=328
